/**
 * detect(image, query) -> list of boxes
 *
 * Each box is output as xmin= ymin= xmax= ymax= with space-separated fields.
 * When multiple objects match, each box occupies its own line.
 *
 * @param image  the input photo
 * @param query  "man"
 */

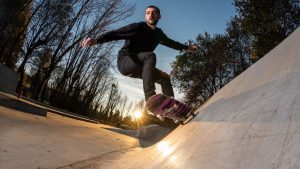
xmin=81 ymin=5 xmax=197 ymax=101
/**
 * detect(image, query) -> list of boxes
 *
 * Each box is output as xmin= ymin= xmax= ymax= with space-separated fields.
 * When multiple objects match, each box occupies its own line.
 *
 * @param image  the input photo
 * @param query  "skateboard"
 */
xmin=145 ymin=94 xmax=196 ymax=125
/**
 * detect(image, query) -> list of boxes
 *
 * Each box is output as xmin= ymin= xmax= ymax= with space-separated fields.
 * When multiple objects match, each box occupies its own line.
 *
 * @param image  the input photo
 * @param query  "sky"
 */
xmin=110 ymin=0 xmax=237 ymax=103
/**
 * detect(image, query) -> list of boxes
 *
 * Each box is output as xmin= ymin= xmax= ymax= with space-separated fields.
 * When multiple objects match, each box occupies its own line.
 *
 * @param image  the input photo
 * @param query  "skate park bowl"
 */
xmin=80 ymin=27 xmax=300 ymax=168
xmin=1 ymin=28 xmax=300 ymax=169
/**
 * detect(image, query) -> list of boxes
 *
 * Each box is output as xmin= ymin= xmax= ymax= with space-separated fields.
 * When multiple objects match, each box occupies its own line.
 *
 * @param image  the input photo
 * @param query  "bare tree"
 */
xmin=118 ymin=95 xmax=128 ymax=118
xmin=0 ymin=0 xmax=34 ymax=68
xmin=30 ymin=0 xmax=134 ymax=101
xmin=4 ymin=0 xmax=135 ymax=121
xmin=103 ymin=83 xmax=122 ymax=120
xmin=16 ymin=0 xmax=67 ymax=93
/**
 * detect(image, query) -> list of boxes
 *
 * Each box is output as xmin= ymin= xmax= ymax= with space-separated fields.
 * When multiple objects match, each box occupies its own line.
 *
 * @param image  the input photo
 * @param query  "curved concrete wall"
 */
xmin=0 ymin=64 xmax=18 ymax=93
xmin=103 ymin=28 xmax=300 ymax=168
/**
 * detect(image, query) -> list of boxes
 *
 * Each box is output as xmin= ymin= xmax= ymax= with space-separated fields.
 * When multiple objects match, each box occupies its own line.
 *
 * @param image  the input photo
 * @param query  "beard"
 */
xmin=146 ymin=19 xmax=159 ymax=26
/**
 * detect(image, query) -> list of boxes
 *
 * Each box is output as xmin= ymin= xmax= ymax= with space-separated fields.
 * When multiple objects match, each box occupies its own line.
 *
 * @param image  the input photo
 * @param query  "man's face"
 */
xmin=145 ymin=7 xmax=161 ymax=26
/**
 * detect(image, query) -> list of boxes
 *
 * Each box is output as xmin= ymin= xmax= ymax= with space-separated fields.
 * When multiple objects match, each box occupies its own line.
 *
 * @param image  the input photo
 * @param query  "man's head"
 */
xmin=145 ymin=5 xmax=161 ymax=27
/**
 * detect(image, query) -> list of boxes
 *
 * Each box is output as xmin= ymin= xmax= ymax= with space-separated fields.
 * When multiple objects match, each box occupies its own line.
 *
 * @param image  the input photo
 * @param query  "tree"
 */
xmin=104 ymin=83 xmax=122 ymax=120
xmin=16 ymin=0 xmax=69 ymax=93
xmin=3 ymin=0 xmax=135 ymax=123
xmin=30 ymin=0 xmax=134 ymax=101
xmin=226 ymin=16 xmax=253 ymax=76
xmin=118 ymin=95 xmax=128 ymax=118
xmin=27 ymin=47 xmax=52 ymax=97
xmin=172 ymin=1 xmax=299 ymax=107
xmin=234 ymin=0 xmax=300 ymax=60
xmin=171 ymin=33 xmax=232 ymax=107
xmin=0 ymin=0 xmax=32 ymax=68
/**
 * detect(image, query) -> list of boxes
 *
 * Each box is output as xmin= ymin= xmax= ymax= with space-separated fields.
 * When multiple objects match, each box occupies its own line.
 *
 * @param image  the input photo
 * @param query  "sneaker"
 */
xmin=156 ymin=115 xmax=165 ymax=121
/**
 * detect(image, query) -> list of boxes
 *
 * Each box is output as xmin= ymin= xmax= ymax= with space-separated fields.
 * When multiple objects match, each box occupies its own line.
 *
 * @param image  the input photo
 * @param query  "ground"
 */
xmin=0 ymin=92 xmax=170 ymax=169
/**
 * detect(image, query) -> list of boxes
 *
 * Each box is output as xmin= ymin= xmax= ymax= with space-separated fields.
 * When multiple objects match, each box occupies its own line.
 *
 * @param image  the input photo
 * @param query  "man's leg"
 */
xmin=153 ymin=69 xmax=174 ymax=98
xmin=137 ymin=52 xmax=157 ymax=101
xmin=118 ymin=52 xmax=156 ymax=101
xmin=117 ymin=53 xmax=156 ymax=99
xmin=118 ymin=52 xmax=173 ymax=101
xmin=117 ymin=53 xmax=141 ymax=77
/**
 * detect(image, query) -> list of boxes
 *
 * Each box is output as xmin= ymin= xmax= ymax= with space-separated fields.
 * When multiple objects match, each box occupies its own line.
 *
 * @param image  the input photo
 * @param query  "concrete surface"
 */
xmin=0 ymin=105 xmax=139 ymax=169
xmin=0 ymin=94 xmax=48 ymax=116
xmin=104 ymin=124 xmax=172 ymax=148
xmin=0 ymin=91 xmax=99 ymax=123
xmin=0 ymin=63 xmax=18 ymax=93
xmin=59 ymin=28 xmax=300 ymax=168
xmin=1 ymin=28 xmax=299 ymax=169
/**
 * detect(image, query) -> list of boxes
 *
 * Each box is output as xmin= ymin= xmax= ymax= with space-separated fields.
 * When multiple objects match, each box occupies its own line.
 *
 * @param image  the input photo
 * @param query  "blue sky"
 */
xmin=111 ymin=0 xmax=236 ymax=102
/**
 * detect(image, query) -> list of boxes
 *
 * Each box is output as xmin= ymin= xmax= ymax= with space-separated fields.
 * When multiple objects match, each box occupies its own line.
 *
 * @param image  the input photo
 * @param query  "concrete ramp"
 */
xmin=0 ymin=64 xmax=18 ymax=93
xmin=87 ymin=28 xmax=300 ymax=169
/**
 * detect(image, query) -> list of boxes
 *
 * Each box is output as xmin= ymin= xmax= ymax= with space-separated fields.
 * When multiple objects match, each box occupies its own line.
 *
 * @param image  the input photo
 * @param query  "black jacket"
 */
xmin=96 ymin=22 xmax=188 ymax=55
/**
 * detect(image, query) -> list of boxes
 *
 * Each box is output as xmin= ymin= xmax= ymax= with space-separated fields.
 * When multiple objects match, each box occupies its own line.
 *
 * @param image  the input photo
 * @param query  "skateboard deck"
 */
xmin=145 ymin=94 xmax=195 ymax=124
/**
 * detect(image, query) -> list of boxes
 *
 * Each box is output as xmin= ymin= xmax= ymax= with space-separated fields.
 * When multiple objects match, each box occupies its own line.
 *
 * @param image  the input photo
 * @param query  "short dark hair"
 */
xmin=146 ymin=5 xmax=160 ymax=14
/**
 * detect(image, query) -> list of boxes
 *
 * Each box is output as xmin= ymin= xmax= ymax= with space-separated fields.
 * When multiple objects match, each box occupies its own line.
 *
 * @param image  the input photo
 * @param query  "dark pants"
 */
xmin=117 ymin=51 xmax=174 ymax=101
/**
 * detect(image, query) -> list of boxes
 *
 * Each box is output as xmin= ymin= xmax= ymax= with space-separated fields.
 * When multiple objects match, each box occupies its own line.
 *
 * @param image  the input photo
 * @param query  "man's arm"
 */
xmin=159 ymin=30 xmax=188 ymax=50
xmin=96 ymin=22 xmax=140 ymax=44
xmin=159 ymin=30 xmax=198 ymax=52
xmin=81 ymin=22 xmax=140 ymax=47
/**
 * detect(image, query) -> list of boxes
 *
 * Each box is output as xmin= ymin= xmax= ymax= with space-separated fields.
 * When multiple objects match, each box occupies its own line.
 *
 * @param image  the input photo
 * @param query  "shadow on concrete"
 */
xmin=0 ymin=95 xmax=47 ymax=116
xmin=0 ymin=92 xmax=99 ymax=123
xmin=103 ymin=125 xmax=172 ymax=148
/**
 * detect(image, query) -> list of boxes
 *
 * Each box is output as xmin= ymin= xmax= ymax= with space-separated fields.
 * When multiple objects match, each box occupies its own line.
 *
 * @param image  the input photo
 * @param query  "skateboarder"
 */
xmin=81 ymin=5 xmax=197 ymax=101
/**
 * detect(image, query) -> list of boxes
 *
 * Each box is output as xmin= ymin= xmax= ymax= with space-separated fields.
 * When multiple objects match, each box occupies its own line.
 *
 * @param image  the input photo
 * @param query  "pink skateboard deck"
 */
xmin=146 ymin=94 xmax=194 ymax=124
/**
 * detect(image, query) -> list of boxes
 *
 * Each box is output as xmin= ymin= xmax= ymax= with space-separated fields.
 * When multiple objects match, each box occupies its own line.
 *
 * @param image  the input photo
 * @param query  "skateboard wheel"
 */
xmin=186 ymin=112 xmax=192 ymax=117
xmin=157 ymin=115 xmax=165 ymax=121
xmin=174 ymin=120 xmax=179 ymax=123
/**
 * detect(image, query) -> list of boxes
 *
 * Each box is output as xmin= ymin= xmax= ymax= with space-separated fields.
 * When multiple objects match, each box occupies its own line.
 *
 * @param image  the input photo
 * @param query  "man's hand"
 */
xmin=187 ymin=45 xmax=198 ymax=52
xmin=80 ymin=38 xmax=97 ymax=47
